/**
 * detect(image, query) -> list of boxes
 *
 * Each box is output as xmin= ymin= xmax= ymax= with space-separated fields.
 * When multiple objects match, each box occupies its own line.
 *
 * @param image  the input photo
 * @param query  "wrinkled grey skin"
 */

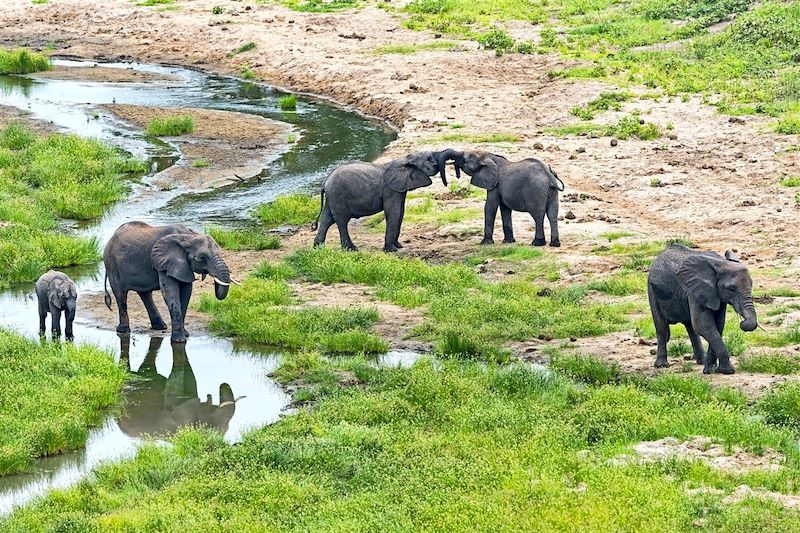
xmin=312 ymin=149 xmax=459 ymax=252
xmin=648 ymin=244 xmax=758 ymax=374
xmin=104 ymin=222 xmax=232 ymax=343
xmin=117 ymin=335 xmax=237 ymax=438
xmin=450 ymin=150 xmax=563 ymax=246
xmin=36 ymin=270 xmax=77 ymax=340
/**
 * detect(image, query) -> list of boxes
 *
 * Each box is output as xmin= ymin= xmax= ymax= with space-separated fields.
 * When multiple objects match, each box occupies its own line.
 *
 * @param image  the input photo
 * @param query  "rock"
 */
xmin=569 ymin=154 xmax=577 ymax=160
xmin=576 ymin=147 xmax=586 ymax=153
xmin=638 ymin=118 xmax=645 ymax=124
xmin=668 ymin=134 xmax=678 ymax=140
xmin=740 ymin=199 xmax=756 ymax=206
xmin=565 ymin=210 xmax=576 ymax=220
xmin=729 ymin=116 xmax=746 ymax=124
xmin=610 ymin=138 xmax=618 ymax=147
xmin=533 ymin=142 xmax=544 ymax=150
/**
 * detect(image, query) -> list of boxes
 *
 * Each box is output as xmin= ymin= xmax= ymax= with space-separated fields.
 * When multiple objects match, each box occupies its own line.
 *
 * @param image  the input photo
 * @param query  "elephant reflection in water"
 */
xmin=117 ymin=335 xmax=237 ymax=438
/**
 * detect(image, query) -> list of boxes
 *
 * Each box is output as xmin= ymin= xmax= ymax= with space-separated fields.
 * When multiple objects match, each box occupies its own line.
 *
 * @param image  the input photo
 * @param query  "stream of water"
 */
xmin=0 ymin=60 xmax=405 ymax=514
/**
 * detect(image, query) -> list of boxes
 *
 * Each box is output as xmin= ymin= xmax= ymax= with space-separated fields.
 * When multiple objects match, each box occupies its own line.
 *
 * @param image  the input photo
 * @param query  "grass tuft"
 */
xmin=255 ymin=194 xmax=319 ymax=228
xmin=145 ymin=115 xmax=194 ymax=136
xmin=0 ymin=47 xmax=51 ymax=74
xmin=205 ymin=226 xmax=281 ymax=251
xmin=279 ymin=94 xmax=298 ymax=111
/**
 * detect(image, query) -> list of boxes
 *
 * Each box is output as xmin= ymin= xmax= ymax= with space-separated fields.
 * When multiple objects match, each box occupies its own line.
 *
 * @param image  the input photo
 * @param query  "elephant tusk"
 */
xmin=230 ymin=277 xmax=242 ymax=286
xmin=201 ymin=273 xmax=207 ymax=281
xmin=211 ymin=277 xmax=230 ymax=286
xmin=757 ymin=323 xmax=768 ymax=333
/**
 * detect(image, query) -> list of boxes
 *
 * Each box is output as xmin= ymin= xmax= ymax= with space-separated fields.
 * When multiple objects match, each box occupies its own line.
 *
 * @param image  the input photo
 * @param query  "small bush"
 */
xmin=478 ymin=28 xmax=515 ymax=51
xmin=279 ymin=94 xmax=298 ymax=111
xmin=776 ymin=112 xmax=800 ymax=134
xmin=0 ymin=47 xmax=51 ymax=74
xmin=779 ymin=176 xmax=800 ymax=187
xmin=211 ymin=5 xmax=224 ymax=14
xmin=145 ymin=115 xmax=194 ymax=136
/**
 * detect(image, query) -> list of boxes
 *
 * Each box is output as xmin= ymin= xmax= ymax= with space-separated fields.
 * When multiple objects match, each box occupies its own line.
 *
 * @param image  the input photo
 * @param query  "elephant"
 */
xmin=311 ymin=149 xmax=460 ymax=252
xmin=448 ymin=150 xmax=564 ymax=247
xmin=35 ymin=270 xmax=77 ymax=340
xmin=117 ymin=335 xmax=237 ymax=438
xmin=104 ymin=222 xmax=238 ymax=343
xmin=647 ymin=243 xmax=759 ymax=374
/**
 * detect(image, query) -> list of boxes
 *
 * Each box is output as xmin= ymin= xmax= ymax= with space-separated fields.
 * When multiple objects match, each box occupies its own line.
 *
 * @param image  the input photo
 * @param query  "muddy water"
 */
xmin=0 ymin=61 xmax=404 ymax=514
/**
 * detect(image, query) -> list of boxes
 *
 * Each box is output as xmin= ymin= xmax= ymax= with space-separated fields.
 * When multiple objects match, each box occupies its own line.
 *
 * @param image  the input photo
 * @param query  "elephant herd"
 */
xmin=35 ymin=149 xmax=759 ymax=375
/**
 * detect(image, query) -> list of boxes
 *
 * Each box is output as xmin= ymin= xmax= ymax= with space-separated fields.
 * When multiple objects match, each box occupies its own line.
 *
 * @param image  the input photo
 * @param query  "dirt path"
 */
xmin=2 ymin=0 xmax=799 ymax=396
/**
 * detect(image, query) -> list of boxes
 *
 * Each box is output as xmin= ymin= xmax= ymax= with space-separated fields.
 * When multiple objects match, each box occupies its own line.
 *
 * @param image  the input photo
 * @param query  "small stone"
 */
xmin=569 ymin=154 xmax=577 ymax=160
xmin=576 ymin=147 xmax=586 ymax=153
xmin=729 ymin=116 xmax=746 ymax=124
xmin=610 ymin=138 xmax=618 ymax=147
xmin=650 ymin=348 xmax=656 ymax=355
xmin=668 ymin=134 xmax=678 ymax=140
xmin=638 ymin=118 xmax=645 ymax=124
xmin=570 ymin=337 xmax=577 ymax=342
xmin=565 ymin=210 xmax=576 ymax=220
xmin=533 ymin=142 xmax=544 ymax=150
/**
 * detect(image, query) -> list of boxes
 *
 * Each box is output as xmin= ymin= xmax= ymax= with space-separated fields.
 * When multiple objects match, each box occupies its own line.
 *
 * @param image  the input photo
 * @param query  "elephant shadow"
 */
xmin=117 ymin=335 xmax=236 ymax=439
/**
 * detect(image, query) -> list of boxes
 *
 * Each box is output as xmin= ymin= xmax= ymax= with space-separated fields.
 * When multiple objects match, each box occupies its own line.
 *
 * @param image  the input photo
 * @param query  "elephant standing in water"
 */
xmin=117 ymin=335 xmax=237 ymax=438
xmin=35 ymin=270 xmax=78 ymax=340
xmin=312 ymin=149 xmax=460 ymax=252
xmin=648 ymin=244 xmax=759 ymax=374
xmin=449 ymin=150 xmax=564 ymax=247
xmin=104 ymin=222 xmax=237 ymax=343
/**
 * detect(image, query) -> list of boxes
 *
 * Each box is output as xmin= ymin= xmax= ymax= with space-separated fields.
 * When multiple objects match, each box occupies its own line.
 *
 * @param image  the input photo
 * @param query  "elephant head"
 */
xmin=447 ymin=150 xmax=503 ymax=190
xmin=49 ymin=276 xmax=77 ymax=317
xmin=677 ymin=251 xmax=758 ymax=332
xmin=151 ymin=231 xmax=234 ymax=300
xmin=384 ymin=149 xmax=460 ymax=191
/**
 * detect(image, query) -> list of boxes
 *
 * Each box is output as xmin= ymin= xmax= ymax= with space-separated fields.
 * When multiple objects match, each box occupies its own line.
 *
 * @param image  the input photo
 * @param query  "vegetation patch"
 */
xmin=424 ymin=132 xmax=522 ymax=144
xmin=0 ymin=123 xmax=142 ymax=287
xmin=0 ymin=47 xmax=51 ymax=74
xmin=255 ymin=194 xmax=319 ymax=228
xmin=757 ymin=381 xmax=800 ymax=432
xmin=7 ymin=360 xmax=800 ymax=530
xmin=231 ymin=42 xmax=257 ymax=56
xmin=779 ymin=176 xmax=800 ymax=187
xmin=206 ymin=226 xmax=281 ymax=251
xmin=145 ymin=115 xmax=195 ymax=136
xmin=738 ymin=352 xmax=800 ymax=375
xmin=0 ymin=329 xmax=125 ymax=476
xmin=279 ymin=94 xmax=298 ymax=111
xmin=571 ymin=92 xmax=631 ymax=120
xmin=547 ymin=116 xmax=661 ymax=140
xmin=280 ymin=0 xmax=359 ymax=12
xmin=371 ymin=41 xmax=458 ymax=55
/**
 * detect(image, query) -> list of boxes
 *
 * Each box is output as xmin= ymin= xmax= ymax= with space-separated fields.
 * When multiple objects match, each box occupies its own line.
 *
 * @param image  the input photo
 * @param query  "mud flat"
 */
xmin=32 ymin=64 xmax=180 ymax=83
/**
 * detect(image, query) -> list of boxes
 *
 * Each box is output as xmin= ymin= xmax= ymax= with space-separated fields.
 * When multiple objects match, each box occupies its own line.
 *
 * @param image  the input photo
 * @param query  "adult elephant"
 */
xmin=648 ymin=244 xmax=758 ymax=374
xmin=449 ymin=150 xmax=564 ymax=247
xmin=104 ymin=222 xmax=237 ymax=343
xmin=312 ymin=149 xmax=460 ymax=252
xmin=117 ymin=335 xmax=237 ymax=438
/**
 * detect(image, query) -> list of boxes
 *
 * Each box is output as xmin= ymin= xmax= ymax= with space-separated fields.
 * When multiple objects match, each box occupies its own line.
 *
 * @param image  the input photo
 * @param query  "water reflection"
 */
xmin=118 ymin=336 xmax=238 ymax=438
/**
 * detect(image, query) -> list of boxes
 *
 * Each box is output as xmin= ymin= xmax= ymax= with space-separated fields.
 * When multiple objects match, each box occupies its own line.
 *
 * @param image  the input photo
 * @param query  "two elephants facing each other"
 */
xmin=311 ymin=148 xmax=565 ymax=252
xmin=648 ymin=244 xmax=759 ymax=375
xmin=104 ymin=222 xmax=240 ymax=344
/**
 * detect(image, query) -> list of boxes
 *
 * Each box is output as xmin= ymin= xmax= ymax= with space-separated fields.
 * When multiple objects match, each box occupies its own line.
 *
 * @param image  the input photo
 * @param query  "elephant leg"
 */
xmin=179 ymin=282 xmax=192 ymax=337
xmin=49 ymin=303 xmax=62 ymax=338
xmin=383 ymin=194 xmax=405 ymax=252
xmin=112 ymin=282 xmax=131 ymax=334
xmin=159 ymin=275 xmax=186 ymax=343
xmin=38 ymin=304 xmax=47 ymax=336
xmin=481 ymin=190 xmax=500 ymax=245
xmin=691 ymin=305 xmax=732 ymax=375
xmin=712 ymin=304 xmax=732 ymax=373
xmin=313 ymin=204 xmax=335 ymax=247
xmin=393 ymin=199 xmax=405 ymax=249
xmin=336 ymin=218 xmax=357 ymax=251
xmin=649 ymin=288 xmax=670 ymax=368
xmin=499 ymin=203 xmax=515 ymax=243
xmin=547 ymin=194 xmax=561 ymax=247
xmin=531 ymin=210 xmax=546 ymax=247
xmin=138 ymin=290 xmax=167 ymax=330
xmin=685 ymin=323 xmax=706 ymax=365
xmin=65 ymin=315 xmax=74 ymax=341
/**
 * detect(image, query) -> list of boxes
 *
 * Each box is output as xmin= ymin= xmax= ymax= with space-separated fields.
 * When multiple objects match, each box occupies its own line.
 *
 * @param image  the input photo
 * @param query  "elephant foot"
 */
xmin=65 ymin=334 xmax=74 ymax=342
xmin=716 ymin=363 xmax=736 ymax=375
xmin=654 ymin=357 xmax=669 ymax=368
xmin=502 ymin=237 xmax=516 ymax=244
xmin=171 ymin=334 xmax=187 ymax=344
xmin=550 ymin=239 xmax=561 ymax=248
xmin=393 ymin=241 xmax=404 ymax=249
xmin=480 ymin=238 xmax=494 ymax=245
xmin=703 ymin=365 xmax=716 ymax=375
xmin=695 ymin=355 xmax=705 ymax=365
xmin=51 ymin=330 xmax=61 ymax=338
xmin=383 ymin=245 xmax=399 ymax=253
xmin=151 ymin=320 xmax=168 ymax=331
xmin=532 ymin=238 xmax=546 ymax=247
xmin=343 ymin=244 xmax=358 ymax=252
xmin=183 ymin=328 xmax=190 ymax=338
xmin=116 ymin=324 xmax=131 ymax=334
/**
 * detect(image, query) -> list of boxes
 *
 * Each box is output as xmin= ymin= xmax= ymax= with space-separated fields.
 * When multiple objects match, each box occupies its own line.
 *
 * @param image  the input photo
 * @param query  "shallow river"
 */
xmin=0 ymin=60 xmax=405 ymax=514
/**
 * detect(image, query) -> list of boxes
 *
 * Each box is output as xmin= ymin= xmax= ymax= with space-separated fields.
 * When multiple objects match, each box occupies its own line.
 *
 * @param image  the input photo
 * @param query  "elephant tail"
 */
xmin=548 ymin=166 xmax=565 ymax=192
xmin=311 ymin=188 xmax=325 ymax=231
xmin=104 ymin=272 xmax=112 ymax=310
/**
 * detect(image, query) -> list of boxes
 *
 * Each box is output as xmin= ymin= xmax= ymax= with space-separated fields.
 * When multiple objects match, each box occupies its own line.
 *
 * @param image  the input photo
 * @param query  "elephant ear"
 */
xmin=49 ymin=278 xmax=64 ymax=309
xmin=724 ymin=250 xmax=741 ymax=263
xmin=677 ymin=254 xmax=722 ymax=310
xmin=470 ymin=158 xmax=499 ymax=190
xmin=151 ymin=233 xmax=196 ymax=283
xmin=384 ymin=156 xmax=433 ymax=192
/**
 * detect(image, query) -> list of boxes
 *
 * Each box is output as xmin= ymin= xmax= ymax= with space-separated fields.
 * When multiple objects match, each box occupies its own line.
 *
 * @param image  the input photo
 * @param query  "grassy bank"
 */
xmin=0 ymin=329 xmax=125 ymax=476
xmin=0 ymin=48 xmax=51 ymax=75
xmin=0 ymin=123 xmax=143 ymax=287
xmin=6 ymin=356 xmax=800 ymax=530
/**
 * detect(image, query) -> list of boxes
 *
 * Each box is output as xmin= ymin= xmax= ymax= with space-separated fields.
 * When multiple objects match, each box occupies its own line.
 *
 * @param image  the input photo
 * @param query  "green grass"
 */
xmin=424 ymin=132 xmax=522 ymax=144
xmin=0 ymin=123 xmax=142 ymax=287
xmin=279 ymin=94 xmax=298 ymax=111
xmin=280 ymin=0 xmax=359 ymax=12
xmin=0 ymin=48 xmax=51 ymax=74
xmin=0 ymin=329 xmax=125 ymax=476
xmin=231 ymin=42 xmax=257 ymax=56
xmin=255 ymin=194 xmax=319 ymax=228
xmin=197 ymin=277 xmax=387 ymax=354
xmin=547 ymin=116 xmax=661 ymax=140
xmin=191 ymin=158 xmax=209 ymax=168
xmin=205 ymin=226 xmax=281 ymax=251
xmin=145 ymin=115 xmax=194 ymax=136
xmin=571 ymin=92 xmax=631 ymax=120
xmin=137 ymin=0 xmax=174 ymax=5
xmin=757 ymin=381 xmax=800 ymax=432
xmin=7 ymin=359 xmax=800 ymax=530
xmin=371 ymin=41 xmax=458 ymax=55
xmin=367 ymin=193 xmax=481 ymax=229
xmin=738 ymin=352 xmax=800 ymax=375
xmin=779 ymin=176 xmax=800 ymax=187
xmin=550 ymin=351 xmax=621 ymax=385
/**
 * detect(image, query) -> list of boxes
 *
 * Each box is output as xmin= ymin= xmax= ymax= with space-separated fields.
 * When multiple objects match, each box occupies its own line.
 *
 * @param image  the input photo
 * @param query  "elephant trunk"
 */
xmin=435 ymin=148 xmax=462 ymax=186
xmin=209 ymin=257 xmax=232 ymax=301
xmin=736 ymin=294 xmax=758 ymax=332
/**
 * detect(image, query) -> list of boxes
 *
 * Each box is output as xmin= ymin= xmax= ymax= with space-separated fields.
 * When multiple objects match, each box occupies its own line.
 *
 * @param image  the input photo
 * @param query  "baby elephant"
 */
xmin=36 ymin=270 xmax=78 ymax=340
xmin=648 ymin=244 xmax=758 ymax=374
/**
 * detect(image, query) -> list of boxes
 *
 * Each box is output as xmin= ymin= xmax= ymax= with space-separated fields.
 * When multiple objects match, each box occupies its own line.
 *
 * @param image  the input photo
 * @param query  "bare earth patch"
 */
xmin=102 ymin=104 xmax=292 ymax=190
xmin=32 ymin=64 xmax=179 ymax=83
xmin=628 ymin=436 xmax=784 ymax=473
